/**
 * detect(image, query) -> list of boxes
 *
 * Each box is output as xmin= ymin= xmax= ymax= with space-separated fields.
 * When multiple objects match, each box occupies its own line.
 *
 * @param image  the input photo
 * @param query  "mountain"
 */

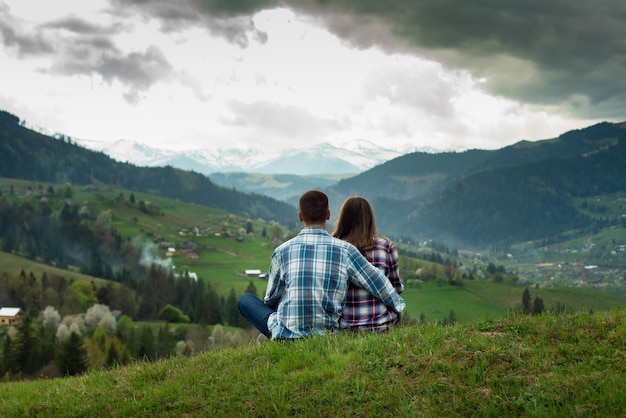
xmin=73 ymin=137 xmax=411 ymax=176
xmin=4 ymin=108 xmax=626 ymax=249
xmin=252 ymin=145 xmax=360 ymax=175
xmin=73 ymin=138 xmax=268 ymax=173
xmin=208 ymin=172 xmax=345 ymax=203
xmin=0 ymin=111 xmax=296 ymax=226
xmin=325 ymin=121 xmax=626 ymax=247
xmin=71 ymin=136 xmax=418 ymax=202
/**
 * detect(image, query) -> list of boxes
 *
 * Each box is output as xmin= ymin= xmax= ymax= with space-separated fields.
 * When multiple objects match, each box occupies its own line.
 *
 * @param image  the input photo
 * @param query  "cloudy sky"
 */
xmin=1 ymin=0 xmax=624 ymax=155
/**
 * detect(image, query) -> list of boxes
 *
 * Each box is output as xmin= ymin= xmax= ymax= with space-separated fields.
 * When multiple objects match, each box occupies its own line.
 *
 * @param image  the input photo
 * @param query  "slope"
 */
xmin=0 ymin=111 xmax=295 ymax=226
xmin=326 ymin=121 xmax=626 ymax=246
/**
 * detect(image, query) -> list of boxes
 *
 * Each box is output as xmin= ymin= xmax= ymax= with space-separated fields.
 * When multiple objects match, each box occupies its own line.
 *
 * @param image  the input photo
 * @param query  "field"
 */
xmin=401 ymin=279 xmax=626 ymax=324
xmin=2 ymin=178 xmax=625 ymax=324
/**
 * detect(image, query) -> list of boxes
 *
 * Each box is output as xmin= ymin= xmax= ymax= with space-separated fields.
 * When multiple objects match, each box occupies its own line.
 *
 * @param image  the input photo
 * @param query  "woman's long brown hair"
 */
xmin=332 ymin=196 xmax=377 ymax=252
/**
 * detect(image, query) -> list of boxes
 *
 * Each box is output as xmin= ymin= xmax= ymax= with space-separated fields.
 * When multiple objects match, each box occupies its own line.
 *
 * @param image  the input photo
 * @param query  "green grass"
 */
xmin=0 ymin=251 xmax=112 ymax=287
xmin=401 ymin=279 xmax=626 ymax=324
xmin=402 ymin=281 xmax=505 ymax=323
xmin=2 ymin=309 xmax=625 ymax=417
xmin=462 ymin=280 xmax=626 ymax=312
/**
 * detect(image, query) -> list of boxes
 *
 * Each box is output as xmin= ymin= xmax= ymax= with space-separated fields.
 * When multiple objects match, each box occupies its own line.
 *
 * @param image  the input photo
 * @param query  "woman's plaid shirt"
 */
xmin=339 ymin=236 xmax=404 ymax=332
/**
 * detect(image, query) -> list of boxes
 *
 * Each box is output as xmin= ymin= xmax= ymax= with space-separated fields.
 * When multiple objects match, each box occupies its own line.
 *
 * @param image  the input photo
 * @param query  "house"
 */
xmin=245 ymin=269 xmax=262 ymax=276
xmin=0 ymin=307 xmax=24 ymax=325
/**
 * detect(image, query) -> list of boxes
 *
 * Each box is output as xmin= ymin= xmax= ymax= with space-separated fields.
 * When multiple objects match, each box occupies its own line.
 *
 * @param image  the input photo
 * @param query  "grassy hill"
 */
xmin=1 ymin=309 xmax=625 ymax=417
xmin=0 ymin=250 xmax=108 ymax=285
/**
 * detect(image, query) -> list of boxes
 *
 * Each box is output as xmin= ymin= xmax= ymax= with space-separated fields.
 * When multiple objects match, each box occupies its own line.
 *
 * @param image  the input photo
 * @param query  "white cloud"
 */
xmin=0 ymin=1 xmax=606 ymax=160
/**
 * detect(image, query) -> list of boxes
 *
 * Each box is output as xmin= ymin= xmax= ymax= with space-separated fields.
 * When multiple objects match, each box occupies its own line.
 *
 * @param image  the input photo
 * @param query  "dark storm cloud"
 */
xmin=40 ymin=16 xmax=118 ymax=35
xmin=6 ymin=0 xmax=623 ymax=117
xmin=97 ymin=46 xmax=173 ymax=91
xmin=0 ymin=3 xmax=173 ymax=105
xmin=51 ymin=45 xmax=173 ymax=105
xmin=286 ymin=0 xmax=626 ymax=119
xmin=0 ymin=4 xmax=53 ymax=55
xmin=171 ymin=0 xmax=625 ymax=119
xmin=108 ymin=0 xmax=270 ymax=46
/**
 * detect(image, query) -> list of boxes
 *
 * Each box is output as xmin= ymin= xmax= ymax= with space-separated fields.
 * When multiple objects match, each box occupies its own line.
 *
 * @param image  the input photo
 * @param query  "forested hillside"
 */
xmin=0 ymin=177 xmax=278 ymax=380
xmin=327 ymin=121 xmax=626 ymax=247
xmin=0 ymin=111 xmax=295 ymax=226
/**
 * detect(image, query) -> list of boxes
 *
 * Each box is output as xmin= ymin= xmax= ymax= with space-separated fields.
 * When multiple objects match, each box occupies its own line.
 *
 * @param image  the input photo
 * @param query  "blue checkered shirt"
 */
xmin=265 ymin=227 xmax=405 ymax=339
xmin=339 ymin=236 xmax=404 ymax=331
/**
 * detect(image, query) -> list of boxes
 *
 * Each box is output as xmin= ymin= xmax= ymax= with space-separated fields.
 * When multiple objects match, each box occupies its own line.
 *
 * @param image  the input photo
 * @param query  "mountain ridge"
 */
xmin=72 ymin=136 xmax=444 ymax=176
xmin=333 ymin=121 xmax=626 ymax=246
xmin=0 ymin=110 xmax=296 ymax=226
xmin=3 ymin=108 xmax=625 ymax=248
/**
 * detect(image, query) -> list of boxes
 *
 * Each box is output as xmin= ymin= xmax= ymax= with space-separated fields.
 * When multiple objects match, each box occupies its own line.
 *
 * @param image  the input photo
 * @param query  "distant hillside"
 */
xmin=326 ymin=121 xmax=626 ymax=246
xmin=209 ymin=172 xmax=345 ymax=203
xmin=4 ymin=108 xmax=626 ymax=248
xmin=411 ymin=131 xmax=626 ymax=244
xmin=0 ymin=111 xmax=295 ymax=226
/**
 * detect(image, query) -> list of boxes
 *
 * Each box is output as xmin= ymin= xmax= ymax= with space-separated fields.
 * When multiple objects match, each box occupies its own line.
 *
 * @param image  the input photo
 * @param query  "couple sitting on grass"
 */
xmin=238 ymin=190 xmax=405 ymax=340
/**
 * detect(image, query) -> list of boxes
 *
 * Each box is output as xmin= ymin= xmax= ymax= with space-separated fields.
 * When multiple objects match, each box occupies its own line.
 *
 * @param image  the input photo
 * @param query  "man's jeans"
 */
xmin=238 ymin=293 xmax=274 ymax=338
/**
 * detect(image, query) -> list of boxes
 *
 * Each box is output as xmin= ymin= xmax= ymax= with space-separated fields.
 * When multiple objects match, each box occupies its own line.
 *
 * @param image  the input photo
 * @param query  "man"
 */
xmin=238 ymin=190 xmax=405 ymax=340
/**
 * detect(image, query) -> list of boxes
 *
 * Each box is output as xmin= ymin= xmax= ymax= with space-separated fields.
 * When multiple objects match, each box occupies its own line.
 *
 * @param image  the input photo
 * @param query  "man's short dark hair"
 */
xmin=299 ymin=190 xmax=329 ymax=224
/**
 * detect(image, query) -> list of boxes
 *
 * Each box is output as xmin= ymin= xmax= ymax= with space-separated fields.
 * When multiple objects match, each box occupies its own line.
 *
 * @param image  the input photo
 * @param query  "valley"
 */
xmin=1 ymin=111 xmax=626 ymax=383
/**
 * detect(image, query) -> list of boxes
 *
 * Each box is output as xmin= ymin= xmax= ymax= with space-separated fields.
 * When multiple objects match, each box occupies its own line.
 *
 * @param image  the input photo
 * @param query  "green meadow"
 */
xmin=401 ymin=279 xmax=626 ymax=324
xmin=2 ymin=178 xmax=625 ymax=324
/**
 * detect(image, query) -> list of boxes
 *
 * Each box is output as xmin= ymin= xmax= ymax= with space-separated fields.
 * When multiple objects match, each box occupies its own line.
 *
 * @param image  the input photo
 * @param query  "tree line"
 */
xmin=0 ymin=182 xmax=267 ymax=381
xmin=0 ymin=184 xmax=258 ymax=324
xmin=1 ymin=301 xmax=256 ymax=381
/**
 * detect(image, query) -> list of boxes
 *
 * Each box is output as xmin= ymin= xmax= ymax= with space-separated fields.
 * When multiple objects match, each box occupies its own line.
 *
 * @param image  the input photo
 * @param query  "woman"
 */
xmin=332 ymin=196 xmax=404 ymax=331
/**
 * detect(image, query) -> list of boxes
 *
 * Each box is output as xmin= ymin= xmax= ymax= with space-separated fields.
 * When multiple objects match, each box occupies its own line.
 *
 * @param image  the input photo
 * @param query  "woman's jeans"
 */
xmin=237 ymin=293 xmax=274 ymax=338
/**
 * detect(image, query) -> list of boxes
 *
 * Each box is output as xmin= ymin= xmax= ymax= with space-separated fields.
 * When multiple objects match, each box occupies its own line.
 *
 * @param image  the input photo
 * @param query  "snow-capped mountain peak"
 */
xmin=73 ymin=137 xmax=407 ymax=175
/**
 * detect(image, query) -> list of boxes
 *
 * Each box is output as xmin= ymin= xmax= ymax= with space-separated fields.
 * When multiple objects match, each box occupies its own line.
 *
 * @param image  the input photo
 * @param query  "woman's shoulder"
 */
xmin=370 ymin=236 xmax=397 ymax=257
xmin=374 ymin=235 xmax=395 ymax=248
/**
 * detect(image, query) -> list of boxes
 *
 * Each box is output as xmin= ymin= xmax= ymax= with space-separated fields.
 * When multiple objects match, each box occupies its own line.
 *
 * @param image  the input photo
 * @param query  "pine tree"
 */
xmin=533 ymin=296 xmax=545 ymax=315
xmin=55 ymin=332 xmax=88 ymax=376
xmin=224 ymin=288 xmax=241 ymax=327
xmin=105 ymin=340 xmax=120 ymax=369
xmin=156 ymin=323 xmax=176 ymax=358
xmin=206 ymin=282 xmax=222 ymax=325
xmin=244 ymin=280 xmax=258 ymax=297
xmin=137 ymin=326 xmax=156 ymax=361
xmin=2 ymin=332 xmax=22 ymax=375
xmin=17 ymin=317 xmax=43 ymax=375
xmin=522 ymin=288 xmax=532 ymax=314
xmin=442 ymin=310 xmax=457 ymax=326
